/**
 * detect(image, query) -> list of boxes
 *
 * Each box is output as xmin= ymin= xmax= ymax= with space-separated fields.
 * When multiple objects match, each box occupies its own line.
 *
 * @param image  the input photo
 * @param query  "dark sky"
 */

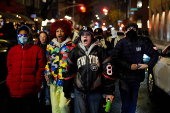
xmin=93 ymin=0 xmax=113 ymax=21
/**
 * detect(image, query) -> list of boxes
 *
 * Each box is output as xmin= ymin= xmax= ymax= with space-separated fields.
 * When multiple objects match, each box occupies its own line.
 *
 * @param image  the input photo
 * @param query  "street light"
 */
xmin=65 ymin=15 xmax=72 ymax=20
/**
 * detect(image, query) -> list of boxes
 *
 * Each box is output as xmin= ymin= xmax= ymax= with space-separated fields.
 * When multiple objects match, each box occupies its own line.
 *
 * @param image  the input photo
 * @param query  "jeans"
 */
xmin=45 ymin=85 xmax=50 ymax=101
xmin=38 ymin=80 xmax=50 ymax=103
xmin=119 ymin=79 xmax=140 ymax=113
xmin=74 ymin=88 xmax=103 ymax=113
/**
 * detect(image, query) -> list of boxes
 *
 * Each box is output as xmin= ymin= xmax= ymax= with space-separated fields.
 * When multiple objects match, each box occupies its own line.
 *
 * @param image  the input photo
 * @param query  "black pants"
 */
xmin=6 ymin=95 xmax=39 ymax=113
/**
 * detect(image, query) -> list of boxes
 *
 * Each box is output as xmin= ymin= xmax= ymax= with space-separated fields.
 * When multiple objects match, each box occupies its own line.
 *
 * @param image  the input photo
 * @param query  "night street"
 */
xmin=1 ymin=69 xmax=170 ymax=113
xmin=110 ymin=70 xmax=170 ymax=113
xmin=0 ymin=0 xmax=170 ymax=113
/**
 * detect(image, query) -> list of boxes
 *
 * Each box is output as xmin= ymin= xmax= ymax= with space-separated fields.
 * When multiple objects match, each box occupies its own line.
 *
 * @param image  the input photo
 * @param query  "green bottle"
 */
xmin=105 ymin=99 xmax=111 ymax=112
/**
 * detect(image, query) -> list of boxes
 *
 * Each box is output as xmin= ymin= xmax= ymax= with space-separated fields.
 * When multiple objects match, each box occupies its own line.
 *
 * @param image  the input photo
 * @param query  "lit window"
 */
xmin=147 ymin=20 xmax=149 ymax=28
xmin=137 ymin=0 xmax=142 ymax=8
xmin=137 ymin=19 xmax=142 ymax=28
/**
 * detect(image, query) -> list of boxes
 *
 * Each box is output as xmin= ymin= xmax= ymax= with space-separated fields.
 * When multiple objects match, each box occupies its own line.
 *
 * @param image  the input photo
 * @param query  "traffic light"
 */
xmin=121 ymin=24 xmax=124 ymax=28
xmin=80 ymin=6 xmax=86 ymax=12
xmin=103 ymin=22 xmax=106 ymax=26
xmin=102 ymin=8 xmax=107 ymax=12
xmin=102 ymin=8 xmax=108 ymax=15
xmin=95 ymin=22 xmax=98 ymax=26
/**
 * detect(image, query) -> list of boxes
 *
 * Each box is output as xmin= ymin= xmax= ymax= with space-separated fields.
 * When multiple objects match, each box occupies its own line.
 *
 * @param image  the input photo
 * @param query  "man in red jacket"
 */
xmin=6 ymin=25 xmax=46 ymax=113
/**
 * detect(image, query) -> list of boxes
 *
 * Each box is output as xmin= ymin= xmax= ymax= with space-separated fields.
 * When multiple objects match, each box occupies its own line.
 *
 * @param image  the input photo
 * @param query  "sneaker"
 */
xmin=46 ymin=100 xmax=50 ymax=106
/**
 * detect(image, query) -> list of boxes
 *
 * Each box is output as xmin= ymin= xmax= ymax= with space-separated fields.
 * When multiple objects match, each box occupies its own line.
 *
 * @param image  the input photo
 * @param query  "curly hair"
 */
xmin=50 ymin=19 xmax=72 ymax=38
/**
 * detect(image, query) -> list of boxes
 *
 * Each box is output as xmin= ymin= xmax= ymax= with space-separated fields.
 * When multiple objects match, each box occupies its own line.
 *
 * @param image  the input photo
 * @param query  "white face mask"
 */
xmin=19 ymin=37 xmax=28 ymax=45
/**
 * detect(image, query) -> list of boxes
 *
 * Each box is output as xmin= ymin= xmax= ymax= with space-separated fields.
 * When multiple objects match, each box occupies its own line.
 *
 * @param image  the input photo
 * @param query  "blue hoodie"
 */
xmin=17 ymin=25 xmax=33 ymax=45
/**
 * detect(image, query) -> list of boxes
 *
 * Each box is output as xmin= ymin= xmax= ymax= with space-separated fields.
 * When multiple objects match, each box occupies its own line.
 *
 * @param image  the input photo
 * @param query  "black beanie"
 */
xmin=125 ymin=23 xmax=138 ymax=31
xmin=94 ymin=28 xmax=103 ymax=35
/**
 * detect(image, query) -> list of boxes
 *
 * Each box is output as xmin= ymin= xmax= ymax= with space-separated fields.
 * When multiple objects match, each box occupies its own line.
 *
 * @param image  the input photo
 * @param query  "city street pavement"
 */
xmin=1 ymin=69 xmax=170 ymax=113
xmin=109 ymin=70 xmax=170 ymax=113
xmin=0 ymin=82 xmax=52 ymax=113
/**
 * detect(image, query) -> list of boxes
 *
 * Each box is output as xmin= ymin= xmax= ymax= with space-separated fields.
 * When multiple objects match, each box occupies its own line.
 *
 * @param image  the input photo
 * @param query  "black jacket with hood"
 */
xmin=109 ymin=36 xmax=158 ymax=83
xmin=63 ymin=41 xmax=115 ymax=98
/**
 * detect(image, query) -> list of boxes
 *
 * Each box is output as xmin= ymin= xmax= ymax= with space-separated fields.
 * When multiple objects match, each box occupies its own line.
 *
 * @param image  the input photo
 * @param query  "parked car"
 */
xmin=0 ymin=39 xmax=14 ymax=83
xmin=147 ymin=44 xmax=170 ymax=97
xmin=117 ymin=31 xmax=125 ymax=39
xmin=141 ymin=36 xmax=157 ymax=62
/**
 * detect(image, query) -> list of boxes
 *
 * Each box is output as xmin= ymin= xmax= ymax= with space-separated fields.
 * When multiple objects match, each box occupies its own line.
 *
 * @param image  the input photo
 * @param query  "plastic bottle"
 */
xmin=47 ymin=72 xmax=52 ymax=86
xmin=105 ymin=98 xmax=111 ymax=112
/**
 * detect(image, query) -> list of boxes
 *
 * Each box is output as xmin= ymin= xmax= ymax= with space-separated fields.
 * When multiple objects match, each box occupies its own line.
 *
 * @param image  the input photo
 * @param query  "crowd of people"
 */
xmin=5 ymin=19 xmax=159 ymax=113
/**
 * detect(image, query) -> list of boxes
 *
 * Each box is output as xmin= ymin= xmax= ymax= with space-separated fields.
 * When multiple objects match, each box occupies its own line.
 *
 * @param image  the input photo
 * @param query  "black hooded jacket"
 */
xmin=109 ymin=36 xmax=158 ymax=83
xmin=63 ymin=41 xmax=115 ymax=98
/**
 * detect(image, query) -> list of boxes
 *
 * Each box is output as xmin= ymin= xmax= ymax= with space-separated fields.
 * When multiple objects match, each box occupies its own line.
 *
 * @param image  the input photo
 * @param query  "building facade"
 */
xmin=149 ymin=0 xmax=170 ymax=46
xmin=0 ymin=0 xmax=43 ymax=31
xmin=120 ymin=0 xmax=149 ymax=34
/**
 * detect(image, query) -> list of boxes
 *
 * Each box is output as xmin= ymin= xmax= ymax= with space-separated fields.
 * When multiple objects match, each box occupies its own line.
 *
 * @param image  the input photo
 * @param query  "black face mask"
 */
xmin=96 ymin=36 xmax=103 ymax=40
xmin=126 ymin=29 xmax=137 ymax=41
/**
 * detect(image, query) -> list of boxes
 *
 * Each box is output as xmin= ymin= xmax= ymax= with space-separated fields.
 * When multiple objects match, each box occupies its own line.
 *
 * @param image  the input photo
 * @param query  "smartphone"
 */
xmin=137 ymin=65 xmax=141 ymax=68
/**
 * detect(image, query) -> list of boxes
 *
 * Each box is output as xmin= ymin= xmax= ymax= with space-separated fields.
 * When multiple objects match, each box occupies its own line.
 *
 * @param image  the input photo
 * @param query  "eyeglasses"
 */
xmin=127 ymin=27 xmax=136 ymax=31
xmin=18 ymin=34 xmax=28 ymax=38
xmin=81 ymin=33 xmax=91 ymax=36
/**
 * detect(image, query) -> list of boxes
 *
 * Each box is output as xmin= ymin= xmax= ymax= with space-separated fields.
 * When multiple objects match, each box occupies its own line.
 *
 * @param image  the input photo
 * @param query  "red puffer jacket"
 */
xmin=6 ymin=44 xmax=46 ymax=98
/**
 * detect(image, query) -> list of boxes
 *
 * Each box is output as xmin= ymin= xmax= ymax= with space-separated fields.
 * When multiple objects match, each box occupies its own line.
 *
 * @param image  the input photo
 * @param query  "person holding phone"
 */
xmin=109 ymin=23 xmax=158 ymax=113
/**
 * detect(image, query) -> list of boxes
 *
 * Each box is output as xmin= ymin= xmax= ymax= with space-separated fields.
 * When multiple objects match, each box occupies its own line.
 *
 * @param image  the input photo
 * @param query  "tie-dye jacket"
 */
xmin=45 ymin=38 xmax=76 ymax=86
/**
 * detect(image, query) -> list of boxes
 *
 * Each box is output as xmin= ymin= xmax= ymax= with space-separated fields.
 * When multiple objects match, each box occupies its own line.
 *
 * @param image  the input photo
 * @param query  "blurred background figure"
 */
xmin=106 ymin=27 xmax=112 ymax=42
xmin=101 ymin=27 xmax=112 ymax=51
xmin=94 ymin=28 xmax=107 ymax=49
xmin=110 ymin=28 xmax=120 ymax=49
xmin=68 ymin=20 xmax=79 ymax=44
xmin=38 ymin=31 xmax=49 ymax=54
xmin=102 ymin=27 xmax=107 ymax=39
xmin=37 ymin=31 xmax=50 ymax=106
xmin=106 ymin=27 xmax=112 ymax=37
